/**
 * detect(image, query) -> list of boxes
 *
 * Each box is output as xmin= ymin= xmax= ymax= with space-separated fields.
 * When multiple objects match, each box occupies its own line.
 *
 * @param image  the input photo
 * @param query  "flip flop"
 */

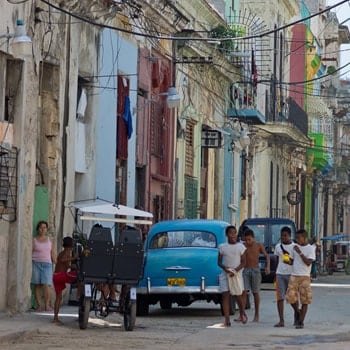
xmin=45 ymin=306 xmax=53 ymax=312
xmin=36 ymin=306 xmax=43 ymax=312
xmin=241 ymin=313 xmax=248 ymax=324
xmin=274 ymin=322 xmax=285 ymax=327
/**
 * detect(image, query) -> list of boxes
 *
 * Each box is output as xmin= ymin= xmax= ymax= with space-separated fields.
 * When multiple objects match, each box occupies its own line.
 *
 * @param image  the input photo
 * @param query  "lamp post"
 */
xmin=0 ymin=20 xmax=32 ymax=57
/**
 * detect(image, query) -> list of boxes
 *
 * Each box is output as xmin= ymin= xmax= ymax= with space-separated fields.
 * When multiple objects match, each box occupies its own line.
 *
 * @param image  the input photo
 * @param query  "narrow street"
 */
xmin=1 ymin=275 xmax=350 ymax=350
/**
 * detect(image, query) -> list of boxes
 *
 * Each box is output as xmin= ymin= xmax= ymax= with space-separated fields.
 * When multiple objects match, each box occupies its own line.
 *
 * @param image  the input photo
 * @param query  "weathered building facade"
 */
xmin=1 ymin=0 xmax=350 ymax=313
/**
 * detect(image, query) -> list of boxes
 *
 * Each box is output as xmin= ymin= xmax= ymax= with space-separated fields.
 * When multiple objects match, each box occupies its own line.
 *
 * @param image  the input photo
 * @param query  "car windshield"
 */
xmin=246 ymin=224 xmax=265 ymax=244
xmin=149 ymin=230 xmax=217 ymax=249
xmin=243 ymin=223 xmax=295 ymax=247
xmin=270 ymin=224 xmax=295 ymax=246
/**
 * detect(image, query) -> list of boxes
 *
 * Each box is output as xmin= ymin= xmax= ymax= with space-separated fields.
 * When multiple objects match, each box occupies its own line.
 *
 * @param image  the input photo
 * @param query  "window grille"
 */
xmin=0 ymin=145 xmax=17 ymax=222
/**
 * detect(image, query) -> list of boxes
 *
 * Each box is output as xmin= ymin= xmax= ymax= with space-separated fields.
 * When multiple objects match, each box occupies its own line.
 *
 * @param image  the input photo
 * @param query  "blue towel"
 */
xmin=122 ymin=95 xmax=133 ymax=139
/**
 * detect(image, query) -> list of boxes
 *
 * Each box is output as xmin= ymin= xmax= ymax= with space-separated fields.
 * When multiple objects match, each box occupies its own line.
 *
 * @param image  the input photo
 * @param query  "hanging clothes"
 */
xmin=122 ymin=95 xmax=133 ymax=139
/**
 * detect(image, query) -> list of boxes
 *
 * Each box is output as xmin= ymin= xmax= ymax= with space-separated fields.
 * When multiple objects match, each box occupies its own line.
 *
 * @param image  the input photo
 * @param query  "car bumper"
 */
xmin=137 ymin=286 xmax=220 ymax=294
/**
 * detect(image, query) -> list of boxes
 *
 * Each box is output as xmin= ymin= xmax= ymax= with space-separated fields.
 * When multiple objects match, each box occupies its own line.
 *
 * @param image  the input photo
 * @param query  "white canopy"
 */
xmin=68 ymin=199 xmax=153 ymax=225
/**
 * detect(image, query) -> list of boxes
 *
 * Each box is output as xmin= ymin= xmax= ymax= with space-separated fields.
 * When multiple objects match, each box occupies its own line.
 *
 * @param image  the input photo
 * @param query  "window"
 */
xmin=150 ymin=230 xmax=216 ymax=249
xmin=184 ymin=175 xmax=198 ymax=218
xmin=0 ymin=57 xmax=23 ymax=123
xmin=117 ymin=75 xmax=130 ymax=160
xmin=150 ymin=99 xmax=165 ymax=158
xmin=185 ymin=120 xmax=195 ymax=175
xmin=0 ymin=146 xmax=18 ymax=222
xmin=0 ymin=154 xmax=9 ymax=202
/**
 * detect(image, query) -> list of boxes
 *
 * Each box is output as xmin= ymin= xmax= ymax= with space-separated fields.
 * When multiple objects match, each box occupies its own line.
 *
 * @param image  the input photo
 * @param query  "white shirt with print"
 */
xmin=275 ymin=242 xmax=295 ymax=275
xmin=291 ymin=244 xmax=316 ymax=276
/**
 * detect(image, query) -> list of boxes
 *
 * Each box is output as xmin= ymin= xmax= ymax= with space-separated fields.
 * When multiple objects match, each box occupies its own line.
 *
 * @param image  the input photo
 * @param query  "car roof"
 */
xmin=149 ymin=219 xmax=230 ymax=236
xmin=241 ymin=218 xmax=295 ymax=225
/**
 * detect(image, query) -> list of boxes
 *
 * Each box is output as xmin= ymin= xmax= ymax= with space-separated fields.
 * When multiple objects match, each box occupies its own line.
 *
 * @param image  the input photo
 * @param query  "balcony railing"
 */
xmin=286 ymin=97 xmax=308 ymax=136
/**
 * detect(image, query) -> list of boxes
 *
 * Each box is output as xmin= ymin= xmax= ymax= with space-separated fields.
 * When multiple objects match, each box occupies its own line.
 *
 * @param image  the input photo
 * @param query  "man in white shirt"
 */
xmin=286 ymin=229 xmax=316 ymax=329
xmin=274 ymin=226 xmax=295 ymax=327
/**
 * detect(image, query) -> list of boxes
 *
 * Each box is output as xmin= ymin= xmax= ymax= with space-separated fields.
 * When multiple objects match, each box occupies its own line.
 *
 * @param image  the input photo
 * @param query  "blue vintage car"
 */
xmin=136 ymin=219 xmax=231 ymax=315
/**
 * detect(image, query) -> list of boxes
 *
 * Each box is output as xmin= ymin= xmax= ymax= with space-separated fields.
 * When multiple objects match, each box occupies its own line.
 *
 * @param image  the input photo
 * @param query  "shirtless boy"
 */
xmin=241 ymin=229 xmax=270 ymax=322
xmin=52 ymin=237 xmax=78 ymax=324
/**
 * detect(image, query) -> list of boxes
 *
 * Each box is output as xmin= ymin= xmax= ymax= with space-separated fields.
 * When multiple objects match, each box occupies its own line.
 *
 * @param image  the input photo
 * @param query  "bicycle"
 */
xmin=315 ymin=250 xmax=336 ymax=277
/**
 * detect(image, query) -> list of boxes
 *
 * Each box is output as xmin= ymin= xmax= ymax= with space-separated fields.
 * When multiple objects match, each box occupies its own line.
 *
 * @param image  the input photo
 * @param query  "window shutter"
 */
xmin=184 ymin=175 xmax=198 ymax=219
xmin=117 ymin=76 xmax=129 ymax=160
xmin=185 ymin=121 xmax=195 ymax=175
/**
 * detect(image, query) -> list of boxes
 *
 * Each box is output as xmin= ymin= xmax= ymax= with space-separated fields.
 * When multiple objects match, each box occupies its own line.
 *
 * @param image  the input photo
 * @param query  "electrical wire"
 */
xmin=34 ymin=0 xmax=350 ymax=121
xmin=6 ymin=0 xmax=30 ymax=4
xmin=38 ymin=0 xmax=349 ymax=42
xmin=35 ymin=0 xmax=350 ymax=90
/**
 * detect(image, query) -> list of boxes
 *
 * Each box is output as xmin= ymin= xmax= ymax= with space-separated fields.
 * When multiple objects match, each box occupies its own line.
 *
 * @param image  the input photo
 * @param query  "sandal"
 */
xmin=223 ymin=322 xmax=231 ymax=327
xmin=45 ymin=306 xmax=53 ymax=312
xmin=36 ymin=306 xmax=43 ymax=312
xmin=241 ymin=313 xmax=248 ymax=324
xmin=274 ymin=322 xmax=285 ymax=327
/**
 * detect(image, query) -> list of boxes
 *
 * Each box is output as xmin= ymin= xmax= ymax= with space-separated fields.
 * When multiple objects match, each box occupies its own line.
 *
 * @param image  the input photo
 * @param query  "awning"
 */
xmin=335 ymin=241 xmax=350 ymax=245
xmin=67 ymin=199 xmax=153 ymax=225
xmin=321 ymin=233 xmax=348 ymax=241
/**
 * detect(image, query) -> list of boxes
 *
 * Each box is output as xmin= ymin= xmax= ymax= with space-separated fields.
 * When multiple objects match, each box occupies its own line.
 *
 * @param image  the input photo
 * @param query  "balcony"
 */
xmin=227 ymin=83 xmax=265 ymax=124
xmin=227 ymin=107 xmax=266 ymax=124
xmin=287 ymin=97 xmax=308 ymax=136
xmin=256 ymin=97 xmax=310 ymax=144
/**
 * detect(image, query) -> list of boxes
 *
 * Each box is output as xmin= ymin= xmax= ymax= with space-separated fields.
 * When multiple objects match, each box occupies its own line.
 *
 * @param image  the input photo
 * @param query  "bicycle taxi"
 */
xmin=68 ymin=199 xmax=153 ymax=331
xmin=320 ymin=233 xmax=349 ymax=274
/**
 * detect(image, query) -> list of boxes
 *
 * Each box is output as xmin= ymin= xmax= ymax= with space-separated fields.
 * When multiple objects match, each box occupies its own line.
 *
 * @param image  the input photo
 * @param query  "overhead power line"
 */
xmin=39 ymin=0 xmax=349 ymax=42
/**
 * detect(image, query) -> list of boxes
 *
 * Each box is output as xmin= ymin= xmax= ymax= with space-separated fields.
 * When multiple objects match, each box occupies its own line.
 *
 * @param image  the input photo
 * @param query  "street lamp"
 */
xmin=133 ymin=87 xmax=181 ymax=114
xmin=161 ymin=87 xmax=181 ymax=108
xmin=239 ymin=128 xmax=251 ymax=148
xmin=0 ymin=20 xmax=32 ymax=56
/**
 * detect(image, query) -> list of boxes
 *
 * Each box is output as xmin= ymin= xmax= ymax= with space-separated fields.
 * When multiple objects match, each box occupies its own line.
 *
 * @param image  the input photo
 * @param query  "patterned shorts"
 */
xmin=286 ymin=275 xmax=312 ymax=305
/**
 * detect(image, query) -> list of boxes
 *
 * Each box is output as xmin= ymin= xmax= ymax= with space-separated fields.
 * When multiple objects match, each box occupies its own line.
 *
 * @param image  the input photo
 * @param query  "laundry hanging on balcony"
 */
xmin=122 ymin=95 xmax=133 ymax=139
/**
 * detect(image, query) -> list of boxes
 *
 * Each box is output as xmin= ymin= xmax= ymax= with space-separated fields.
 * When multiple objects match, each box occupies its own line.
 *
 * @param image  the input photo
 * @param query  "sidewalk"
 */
xmin=0 ymin=273 xmax=349 ymax=344
xmin=0 ymin=305 xmax=78 ymax=343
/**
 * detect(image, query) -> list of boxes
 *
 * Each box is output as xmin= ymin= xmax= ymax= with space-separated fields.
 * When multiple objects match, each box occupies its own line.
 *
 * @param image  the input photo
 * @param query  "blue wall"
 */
xmin=96 ymin=29 xmax=138 ymax=204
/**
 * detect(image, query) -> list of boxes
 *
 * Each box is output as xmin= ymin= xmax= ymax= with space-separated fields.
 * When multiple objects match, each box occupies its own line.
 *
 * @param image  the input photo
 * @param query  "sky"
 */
xmin=327 ymin=0 xmax=350 ymax=74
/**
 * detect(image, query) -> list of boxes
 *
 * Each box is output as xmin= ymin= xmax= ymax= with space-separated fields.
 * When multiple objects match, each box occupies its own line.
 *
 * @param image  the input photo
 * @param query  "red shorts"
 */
xmin=53 ymin=271 xmax=77 ymax=294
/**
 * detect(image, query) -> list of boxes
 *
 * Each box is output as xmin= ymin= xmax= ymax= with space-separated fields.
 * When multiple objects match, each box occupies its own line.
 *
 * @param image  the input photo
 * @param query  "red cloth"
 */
xmin=53 ymin=271 xmax=77 ymax=293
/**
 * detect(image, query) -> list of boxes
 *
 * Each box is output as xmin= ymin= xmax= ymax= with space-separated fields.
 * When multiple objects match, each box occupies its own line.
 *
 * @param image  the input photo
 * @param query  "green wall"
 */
xmin=32 ymin=185 xmax=49 ymax=236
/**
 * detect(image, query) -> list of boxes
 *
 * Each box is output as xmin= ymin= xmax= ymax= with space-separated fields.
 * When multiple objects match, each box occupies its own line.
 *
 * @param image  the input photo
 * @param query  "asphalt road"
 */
xmin=1 ymin=276 xmax=350 ymax=350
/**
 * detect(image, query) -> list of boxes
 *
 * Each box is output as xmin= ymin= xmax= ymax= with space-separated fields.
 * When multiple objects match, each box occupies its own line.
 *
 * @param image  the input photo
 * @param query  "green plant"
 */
xmin=210 ymin=24 xmax=245 ymax=52
xmin=327 ymin=65 xmax=337 ymax=75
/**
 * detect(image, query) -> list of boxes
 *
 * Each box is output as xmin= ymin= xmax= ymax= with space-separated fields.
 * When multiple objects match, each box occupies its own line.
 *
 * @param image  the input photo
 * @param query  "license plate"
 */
xmin=84 ymin=284 xmax=92 ymax=297
xmin=130 ymin=287 xmax=137 ymax=300
xmin=167 ymin=278 xmax=186 ymax=286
